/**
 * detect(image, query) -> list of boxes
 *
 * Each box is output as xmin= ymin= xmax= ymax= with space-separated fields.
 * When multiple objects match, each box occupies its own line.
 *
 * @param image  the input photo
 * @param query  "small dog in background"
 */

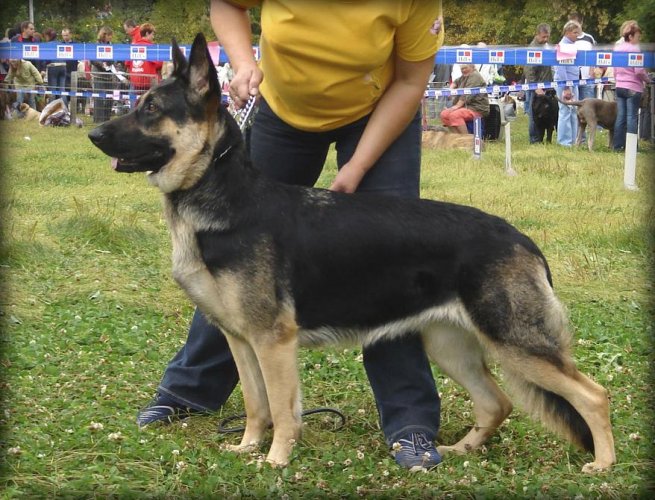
xmin=19 ymin=103 xmax=41 ymax=121
xmin=532 ymin=90 xmax=558 ymax=143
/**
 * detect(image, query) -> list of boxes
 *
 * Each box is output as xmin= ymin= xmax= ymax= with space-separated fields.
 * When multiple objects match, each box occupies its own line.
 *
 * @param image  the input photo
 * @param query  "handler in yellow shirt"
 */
xmin=139 ymin=0 xmax=445 ymax=471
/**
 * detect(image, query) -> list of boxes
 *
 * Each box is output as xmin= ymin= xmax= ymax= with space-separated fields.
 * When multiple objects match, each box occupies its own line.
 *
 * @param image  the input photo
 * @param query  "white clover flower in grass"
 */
xmin=172 ymin=449 xmax=180 ymax=456
xmin=176 ymin=461 xmax=187 ymax=470
xmin=382 ymin=470 xmax=390 ymax=477
xmin=463 ymin=460 xmax=469 ymax=468
xmin=343 ymin=458 xmax=352 ymax=466
xmin=357 ymin=408 xmax=365 ymax=415
xmin=357 ymin=450 xmax=365 ymax=460
xmin=8 ymin=446 xmax=22 ymax=455
xmin=327 ymin=461 xmax=335 ymax=467
xmin=391 ymin=441 xmax=402 ymax=452
xmin=294 ymin=471 xmax=303 ymax=481
xmin=108 ymin=432 xmax=123 ymax=441
xmin=629 ymin=432 xmax=641 ymax=441
xmin=100 ymin=385 xmax=107 ymax=395
xmin=88 ymin=421 xmax=104 ymax=431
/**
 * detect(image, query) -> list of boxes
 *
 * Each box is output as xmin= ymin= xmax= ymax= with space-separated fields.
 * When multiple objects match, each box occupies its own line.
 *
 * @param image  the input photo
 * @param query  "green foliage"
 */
xmin=441 ymin=0 xmax=633 ymax=45
xmin=2 ymin=1 xmax=652 ymax=46
xmin=150 ymin=0 xmax=213 ymax=45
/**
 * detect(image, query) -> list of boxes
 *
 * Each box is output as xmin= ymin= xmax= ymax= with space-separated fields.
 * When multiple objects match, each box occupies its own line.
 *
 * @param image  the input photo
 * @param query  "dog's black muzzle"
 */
xmin=88 ymin=123 xmax=174 ymax=173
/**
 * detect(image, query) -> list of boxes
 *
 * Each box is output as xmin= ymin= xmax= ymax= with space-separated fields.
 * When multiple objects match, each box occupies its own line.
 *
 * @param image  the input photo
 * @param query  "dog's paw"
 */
xmin=581 ymin=461 xmax=612 ymax=474
xmin=221 ymin=441 xmax=260 ymax=454
xmin=436 ymin=444 xmax=466 ymax=456
xmin=265 ymin=457 xmax=289 ymax=468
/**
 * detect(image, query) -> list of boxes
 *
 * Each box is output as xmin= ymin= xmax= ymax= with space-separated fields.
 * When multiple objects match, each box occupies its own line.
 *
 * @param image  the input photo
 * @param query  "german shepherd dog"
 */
xmin=88 ymin=34 xmax=615 ymax=472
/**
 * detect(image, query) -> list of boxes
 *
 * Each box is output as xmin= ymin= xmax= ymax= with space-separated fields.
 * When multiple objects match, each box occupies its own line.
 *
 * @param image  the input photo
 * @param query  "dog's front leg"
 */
xmin=251 ymin=328 xmax=302 ymax=468
xmin=222 ymin=334 xmax=271 ymax=454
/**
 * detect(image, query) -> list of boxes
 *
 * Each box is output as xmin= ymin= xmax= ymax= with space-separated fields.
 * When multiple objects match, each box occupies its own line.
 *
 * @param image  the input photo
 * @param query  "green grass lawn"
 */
xmin=1 ymin=112 xmax=654 ymax=498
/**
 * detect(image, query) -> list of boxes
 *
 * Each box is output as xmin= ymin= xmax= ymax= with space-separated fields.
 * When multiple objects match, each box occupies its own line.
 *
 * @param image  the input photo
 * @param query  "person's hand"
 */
xmin=229 ymin=63 xmax=263 ymax=108
xmin=329 ymin=162 xmax=367 ymax=194
xmin=535 ymin=88 xmax=545 ymax=95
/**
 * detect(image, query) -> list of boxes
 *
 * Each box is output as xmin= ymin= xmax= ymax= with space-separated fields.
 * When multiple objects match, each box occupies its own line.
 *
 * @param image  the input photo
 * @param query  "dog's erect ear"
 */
xmin=171 ymin=38 xmax=188 ymax=78
xmin=187 ymin=32 xmax=219 ymax=101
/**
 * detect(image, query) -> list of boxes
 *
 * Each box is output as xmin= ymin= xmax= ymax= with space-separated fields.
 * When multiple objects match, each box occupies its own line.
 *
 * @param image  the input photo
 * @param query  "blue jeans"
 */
xmin=47 ymin=65 xmax=68 ymax=104
xmin=613 ymin=87 xmax=642 ymax=151
xmin=525 ymin=89 xmax=539 ymax=144
xmin=578 ymin=84 xmax=596 ymax=101
xmin=555 ymin=86 xmax=579 ymax=146
xmin=159 ymin=98 xmax=441 ymax=445
xmin=14 ymin=89 xmax=37 ymax=111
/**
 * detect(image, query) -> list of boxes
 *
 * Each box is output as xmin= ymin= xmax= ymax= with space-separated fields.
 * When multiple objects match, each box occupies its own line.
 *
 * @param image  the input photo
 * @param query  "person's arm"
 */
xmin=29 ymin=62 xmax=44 ymax=85
xmin=210 ymin=0 xmax=263 ymax=108
xmin=329 ymin=55 xmax=434 ymax=193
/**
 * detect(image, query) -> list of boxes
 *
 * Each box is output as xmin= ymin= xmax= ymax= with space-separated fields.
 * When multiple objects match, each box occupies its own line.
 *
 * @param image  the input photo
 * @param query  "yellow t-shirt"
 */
xmin=226 ymin=0 xmax=443 ymax=131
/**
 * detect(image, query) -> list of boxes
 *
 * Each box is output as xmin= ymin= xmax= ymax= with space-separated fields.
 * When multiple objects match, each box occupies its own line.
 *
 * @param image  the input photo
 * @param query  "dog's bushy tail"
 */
xmin=502 ymin=370 xmax=594 ymax=453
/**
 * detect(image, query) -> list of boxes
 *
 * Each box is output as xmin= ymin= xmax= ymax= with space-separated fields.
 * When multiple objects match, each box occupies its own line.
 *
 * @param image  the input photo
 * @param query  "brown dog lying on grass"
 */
xmin=421 ymin=127 xmax=474 ymax=151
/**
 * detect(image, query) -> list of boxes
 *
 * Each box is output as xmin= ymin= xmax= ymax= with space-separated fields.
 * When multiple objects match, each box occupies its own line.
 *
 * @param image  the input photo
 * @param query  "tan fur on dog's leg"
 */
xmin=423 ymin=325 xmax=512 ymax=455
xmin=222 ymin=334 xmax=271 ymax=454
xmin=505 ymin=356 xmax=615 ymax=473
xmin=252 ymin=320 xmax=302 ymax=467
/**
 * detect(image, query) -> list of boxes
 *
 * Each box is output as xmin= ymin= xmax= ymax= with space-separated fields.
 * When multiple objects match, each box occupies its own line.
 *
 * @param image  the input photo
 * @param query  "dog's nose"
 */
xmin=88 ymin=126 xmax=106 ymax=145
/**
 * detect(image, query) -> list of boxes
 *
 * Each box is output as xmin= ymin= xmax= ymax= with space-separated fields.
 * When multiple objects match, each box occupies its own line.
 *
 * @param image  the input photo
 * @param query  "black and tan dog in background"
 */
xmin=89 ymin=34 xmax=615 ymax=472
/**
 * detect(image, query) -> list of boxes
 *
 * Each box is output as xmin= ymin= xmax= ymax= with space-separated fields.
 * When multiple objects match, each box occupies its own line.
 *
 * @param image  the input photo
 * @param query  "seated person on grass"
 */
xmin=440 ymin=63 xmax=489 ymax=134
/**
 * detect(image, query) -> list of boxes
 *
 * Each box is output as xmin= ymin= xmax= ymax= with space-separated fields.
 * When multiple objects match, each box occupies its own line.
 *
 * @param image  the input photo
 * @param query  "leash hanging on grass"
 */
xmin=218 ymin=407 xmax=347 ymax=435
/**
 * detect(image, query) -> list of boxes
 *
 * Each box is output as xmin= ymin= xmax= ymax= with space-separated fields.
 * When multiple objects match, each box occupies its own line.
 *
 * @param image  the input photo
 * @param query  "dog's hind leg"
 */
xmin=422 ymin=324 xmax=513 ymax=456
xmin=500 ymin=350 xmax=615 ymax=473
xmin=222 ymin=334 xmax=271 ymax=454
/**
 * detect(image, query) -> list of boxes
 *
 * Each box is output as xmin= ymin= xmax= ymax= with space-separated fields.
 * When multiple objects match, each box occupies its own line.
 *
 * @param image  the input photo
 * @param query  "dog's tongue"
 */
xmin=111 ymin=157 xmax=119 ymax=170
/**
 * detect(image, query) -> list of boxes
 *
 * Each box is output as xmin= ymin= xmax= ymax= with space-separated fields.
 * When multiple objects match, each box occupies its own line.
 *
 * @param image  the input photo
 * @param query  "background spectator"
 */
xmin=524 ymin=23 xmax=553 ymax=144
xmin=91 ymin=26 xmax=118 ymax=123
xmin=568 ymin=12 xmax=597 ymax=100
xmin=125 ymin=22 xmax=163 ymax=99
xmin=554 ymin=20 xmax=582 ymax=147
xmin=5 ymin=58 xmax=44 ymax=112
xmin=123 ymin=18 xmax=143 ymax=44
xmin=612 ymin=21 xmax=651 ymax=151
xmin=440 ymin=63 xmax=490 ymax=134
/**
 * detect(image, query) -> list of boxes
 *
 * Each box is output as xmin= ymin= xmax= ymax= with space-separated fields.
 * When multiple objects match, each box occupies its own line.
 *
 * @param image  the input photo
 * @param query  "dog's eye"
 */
xmin=145 ymin=101 xmax=158 ymax=113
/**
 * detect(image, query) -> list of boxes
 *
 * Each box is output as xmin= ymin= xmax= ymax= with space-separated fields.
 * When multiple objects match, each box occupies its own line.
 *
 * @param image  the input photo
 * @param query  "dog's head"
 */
xmin=88 ymin=33 xmax=233 ymax=192
xmin=19 ymin=103 xmax=30 ymax=113
xmin=532 ymin=93 xmax=558 ymax=120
